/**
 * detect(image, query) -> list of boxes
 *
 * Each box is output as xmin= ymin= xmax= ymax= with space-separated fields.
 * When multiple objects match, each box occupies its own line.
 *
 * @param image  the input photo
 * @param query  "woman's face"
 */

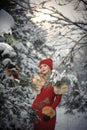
xmin=40 ymin=64 xmax=51 ymax=75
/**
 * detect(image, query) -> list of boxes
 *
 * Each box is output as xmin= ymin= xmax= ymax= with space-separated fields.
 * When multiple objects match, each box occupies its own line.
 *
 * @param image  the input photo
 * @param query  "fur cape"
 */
xmin=32 ymin=74 xmax=68 ymax=94
xmin=32 ymin=74 xmax=46 ymax=94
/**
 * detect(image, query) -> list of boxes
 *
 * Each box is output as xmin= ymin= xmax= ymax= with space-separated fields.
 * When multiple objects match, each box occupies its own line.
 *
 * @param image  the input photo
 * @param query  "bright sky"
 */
xmin=48 ymin=0 xmax=85 ymax=21
xmin=30 ymin=0 xmax=85 ymax=21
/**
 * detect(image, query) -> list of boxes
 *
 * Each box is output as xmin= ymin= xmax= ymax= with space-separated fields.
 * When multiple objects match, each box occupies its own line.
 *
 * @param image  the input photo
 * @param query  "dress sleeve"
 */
xmin=51 ymin=94 xmax=62 ymax=109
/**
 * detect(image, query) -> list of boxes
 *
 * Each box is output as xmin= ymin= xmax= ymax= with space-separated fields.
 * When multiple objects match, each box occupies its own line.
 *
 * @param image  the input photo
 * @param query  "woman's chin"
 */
xmin=42 ymin=72 xmax=47 ymax=75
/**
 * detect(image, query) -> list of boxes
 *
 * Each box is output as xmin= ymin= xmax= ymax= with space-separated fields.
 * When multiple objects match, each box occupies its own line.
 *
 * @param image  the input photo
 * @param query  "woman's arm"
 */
xmin=42 ymin=94 xmax=62 ymax=119
xmin=51 ymin=94 xmax=62 ymax=109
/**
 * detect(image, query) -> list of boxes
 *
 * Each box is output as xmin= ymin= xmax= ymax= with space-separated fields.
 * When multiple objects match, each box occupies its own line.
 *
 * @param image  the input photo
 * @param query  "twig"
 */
xmin=58 ymin=34 xmax=87 ymax=67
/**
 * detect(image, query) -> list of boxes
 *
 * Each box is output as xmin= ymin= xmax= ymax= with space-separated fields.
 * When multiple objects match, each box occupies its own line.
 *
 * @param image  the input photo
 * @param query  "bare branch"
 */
xmin=81 ymin=0 xmax=87 ymax=5
xmin=58 ymin=34 xmax=87 ymax=68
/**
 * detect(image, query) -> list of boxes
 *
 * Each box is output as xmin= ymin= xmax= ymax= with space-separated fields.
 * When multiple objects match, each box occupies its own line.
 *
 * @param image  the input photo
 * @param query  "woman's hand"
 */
xmin=42 ymin=106 xmax=55 ymax=119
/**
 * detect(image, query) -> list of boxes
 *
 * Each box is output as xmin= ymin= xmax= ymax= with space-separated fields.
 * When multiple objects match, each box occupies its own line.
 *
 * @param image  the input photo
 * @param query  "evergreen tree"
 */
xmin=0 ymin=42 xmax=39 ymax=130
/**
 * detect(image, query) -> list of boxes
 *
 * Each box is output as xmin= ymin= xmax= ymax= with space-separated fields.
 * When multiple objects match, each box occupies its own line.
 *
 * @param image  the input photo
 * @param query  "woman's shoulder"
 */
xmin=32 ymin=74 xmax=46 ymax=87
xmin=53 ymin=84 xmax=68 ymax=94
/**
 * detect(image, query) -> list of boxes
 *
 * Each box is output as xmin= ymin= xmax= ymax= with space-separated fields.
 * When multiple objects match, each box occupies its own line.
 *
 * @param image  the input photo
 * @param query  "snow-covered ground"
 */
xmin=55 ymin=107 xmax=87 ymax=130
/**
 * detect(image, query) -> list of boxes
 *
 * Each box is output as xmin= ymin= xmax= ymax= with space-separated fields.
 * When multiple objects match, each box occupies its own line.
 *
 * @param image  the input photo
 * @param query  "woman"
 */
xmin=32 ymin=58 xmax=62 ymax=130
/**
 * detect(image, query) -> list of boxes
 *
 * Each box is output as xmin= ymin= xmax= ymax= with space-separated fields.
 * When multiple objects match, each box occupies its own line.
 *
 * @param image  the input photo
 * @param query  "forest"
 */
xmin=0 ymin=0 xmax=87 ymax=130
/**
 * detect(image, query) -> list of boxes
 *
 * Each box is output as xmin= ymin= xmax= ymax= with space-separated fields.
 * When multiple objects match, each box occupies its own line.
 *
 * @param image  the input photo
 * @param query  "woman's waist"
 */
xmin=32 ymin=98 xmax=53 ymax=110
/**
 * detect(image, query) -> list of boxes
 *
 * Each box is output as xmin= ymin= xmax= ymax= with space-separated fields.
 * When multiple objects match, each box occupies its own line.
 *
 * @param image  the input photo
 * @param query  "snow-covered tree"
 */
xmin=0 ymin=0 xmax=87 ymax=124
xmin=0 ymin=42 xmax=39 ymax=130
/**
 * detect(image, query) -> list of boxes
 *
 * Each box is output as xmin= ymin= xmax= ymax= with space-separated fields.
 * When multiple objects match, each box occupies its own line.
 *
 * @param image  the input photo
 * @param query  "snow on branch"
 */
xmin=0 ymin=9 xmax=14 ymax=36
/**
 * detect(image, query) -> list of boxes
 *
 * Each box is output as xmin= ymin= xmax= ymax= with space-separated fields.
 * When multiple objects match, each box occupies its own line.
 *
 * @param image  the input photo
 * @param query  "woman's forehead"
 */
xmin=40 ymin=64 xmax=49 ymax=68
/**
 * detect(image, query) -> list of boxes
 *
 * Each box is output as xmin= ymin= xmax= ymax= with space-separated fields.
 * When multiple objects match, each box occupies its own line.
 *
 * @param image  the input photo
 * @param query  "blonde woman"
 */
xmin=32 ymin=58 xmax=62 ymax=130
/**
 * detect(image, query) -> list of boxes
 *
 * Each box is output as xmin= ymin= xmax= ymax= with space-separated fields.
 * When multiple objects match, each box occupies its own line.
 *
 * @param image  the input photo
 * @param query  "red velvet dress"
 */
xmin=32 ymin=85 xmax=62 ymax=130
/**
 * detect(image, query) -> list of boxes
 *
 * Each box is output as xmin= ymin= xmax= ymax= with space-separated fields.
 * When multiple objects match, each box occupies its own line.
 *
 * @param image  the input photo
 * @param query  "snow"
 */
xmin=0 ymin=9 xmax=14 ymax=36
xmin=0 ymin=42 xmax=14 ymax=50
xmin=55 ymin=107 xmax=87 ymax=130
xmin=0 ymin=42 xmax=16 ymax=57
xmin=2 ymin=58 xmax=13 ymax=66
xmin=16 ymin=43 xmax=29 ymax=54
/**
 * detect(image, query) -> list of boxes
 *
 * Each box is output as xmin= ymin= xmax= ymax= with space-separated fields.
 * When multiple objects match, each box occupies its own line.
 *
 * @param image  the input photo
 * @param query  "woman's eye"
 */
xmin=43 ymin=64 xmax=47 ymax=67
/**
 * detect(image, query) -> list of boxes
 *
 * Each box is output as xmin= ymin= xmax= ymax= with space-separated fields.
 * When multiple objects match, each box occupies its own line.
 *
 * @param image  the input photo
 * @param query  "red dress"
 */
xmin=32 ymin=85 xmax=62 ymax=130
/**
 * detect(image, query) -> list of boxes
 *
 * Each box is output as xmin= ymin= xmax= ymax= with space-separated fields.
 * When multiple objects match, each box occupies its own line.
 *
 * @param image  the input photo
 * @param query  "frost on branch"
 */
xmin=0 ymin=42 xmax=39 ymax=130
xmin=0 ymin=9 xmax=14 ymax=36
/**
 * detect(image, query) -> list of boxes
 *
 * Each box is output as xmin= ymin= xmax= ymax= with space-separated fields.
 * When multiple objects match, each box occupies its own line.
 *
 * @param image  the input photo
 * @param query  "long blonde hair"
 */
xmin=39 ymin=69 xmax=52 ymax=85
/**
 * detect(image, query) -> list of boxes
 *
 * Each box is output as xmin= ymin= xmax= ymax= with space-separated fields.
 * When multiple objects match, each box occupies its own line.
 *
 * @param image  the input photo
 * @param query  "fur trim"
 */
xmin=42 ymin=106 xmax=55 ymax=118
xmin=32 ymin=87 xmax=41 ymax=94
xmin=54 ymin=84 xmax=68 ymax=94
xmin=32 ymin=75 xmax=46 ymax=94
xmin=32 ymin=75 xmax=45 ymax=87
